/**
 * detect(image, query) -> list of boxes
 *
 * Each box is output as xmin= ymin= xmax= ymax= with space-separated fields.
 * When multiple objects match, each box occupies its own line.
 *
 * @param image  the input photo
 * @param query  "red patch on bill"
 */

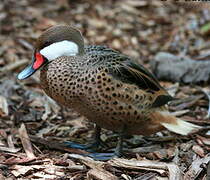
xmin=33 ymin=52 xmax=45 ymax=69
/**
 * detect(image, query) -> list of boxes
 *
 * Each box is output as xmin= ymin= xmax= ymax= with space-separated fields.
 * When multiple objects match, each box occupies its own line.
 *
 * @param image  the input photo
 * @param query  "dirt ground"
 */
xmin=1 ymin=0 xmax=210 ymax=179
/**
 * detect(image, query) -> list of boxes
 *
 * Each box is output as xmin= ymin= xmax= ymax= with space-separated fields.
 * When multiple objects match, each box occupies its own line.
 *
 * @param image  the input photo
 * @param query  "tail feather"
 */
xmin=156 ymin=111 xmax=201 ymax=135
xmin=161 ymin=118 xmax=201 ymax=135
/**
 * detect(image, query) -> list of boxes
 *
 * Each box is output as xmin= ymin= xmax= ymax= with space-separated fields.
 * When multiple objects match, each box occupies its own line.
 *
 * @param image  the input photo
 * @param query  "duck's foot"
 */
xmin=85 ymin=134 xmax=124 ymax=161
xmin=64 ymin=140 xmax=106 ymax=152
xmin=64 ymin=125 xmax=107 ymax=152
xmin=86 ymin=152 xmax=120 ymax=161
xmin=64 ymin=141 xmax=94 ymax=151
xmin=86 ymin=139 xmax=123 ymax=161
xmin=65 ymin=126 xmax=125 ymax=161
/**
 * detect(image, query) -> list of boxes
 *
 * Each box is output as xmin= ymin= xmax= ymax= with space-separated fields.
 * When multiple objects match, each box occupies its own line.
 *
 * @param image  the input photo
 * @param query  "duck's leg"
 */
xmin=65 ymin=126 xmax=125 ymax=161
xmin=114 ymin=132 xmax=124 ymax=157
xmin=89 ymin=125 xmax=103 ymax=148
xmin=64 ymin=125 xmax=105 ymax=151
xmin=87 ymin=130 xmax=125 ymax=160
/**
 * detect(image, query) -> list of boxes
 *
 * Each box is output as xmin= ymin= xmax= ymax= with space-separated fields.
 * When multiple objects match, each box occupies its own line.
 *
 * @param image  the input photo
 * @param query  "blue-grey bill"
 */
xmin=17 ymin=63 xmax=36 ymax=80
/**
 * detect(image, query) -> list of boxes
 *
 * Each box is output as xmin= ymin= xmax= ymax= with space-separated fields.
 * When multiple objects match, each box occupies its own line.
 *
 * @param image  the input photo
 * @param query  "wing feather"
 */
xmin=108 ymin=56 xmax=173 ymax=107
xmin=85 ymin=45 xmax=173 ymax=107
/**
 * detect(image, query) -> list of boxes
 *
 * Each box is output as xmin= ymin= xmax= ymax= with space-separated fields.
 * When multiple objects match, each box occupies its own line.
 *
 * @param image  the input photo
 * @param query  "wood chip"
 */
xmin=184 ymin=155 xmax=210 ymax=180
xmin=19 ymin=123 xmax=36 ymax=159
xmin=87 ymin=168 xmax=118 ymax=180
xmin=192 ymin=145 xmax=205 ymax=157
xmin=0 ymin=146 xmax=21 ymax=153
xmin=109 ymin=158 xmax=182 ymax=180
xmin=0 ymin=95 xmax=8 ymax=116
xmin=69 ymin=154 xmax=118 ymax=180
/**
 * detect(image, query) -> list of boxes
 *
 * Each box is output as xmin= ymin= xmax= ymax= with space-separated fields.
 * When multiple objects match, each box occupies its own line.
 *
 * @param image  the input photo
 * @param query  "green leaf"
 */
xmin=200 ymin=22 xmax=210 ymax=35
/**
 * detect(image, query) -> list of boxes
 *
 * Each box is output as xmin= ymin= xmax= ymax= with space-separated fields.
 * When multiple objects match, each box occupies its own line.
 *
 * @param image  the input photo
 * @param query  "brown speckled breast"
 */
xmin=40 ymin=55 xmax=164 ymax=135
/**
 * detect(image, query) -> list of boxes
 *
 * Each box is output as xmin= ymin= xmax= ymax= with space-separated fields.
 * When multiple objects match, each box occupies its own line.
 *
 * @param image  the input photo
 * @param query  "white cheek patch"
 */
xmin=40 ymin=40 xmax=79 ymax=60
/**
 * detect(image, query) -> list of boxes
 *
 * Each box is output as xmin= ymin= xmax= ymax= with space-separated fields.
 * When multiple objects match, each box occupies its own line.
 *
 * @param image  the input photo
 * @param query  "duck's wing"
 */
xmin=85 ymin=45 xmax=119 ymax=54
xmin=106 ymin=54 xmax=173 ymax=108
xmin=85 ymin=45 xmax=173 ymax=108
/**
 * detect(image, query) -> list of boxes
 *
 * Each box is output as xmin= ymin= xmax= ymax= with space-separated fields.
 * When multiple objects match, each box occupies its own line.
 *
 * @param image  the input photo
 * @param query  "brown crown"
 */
xmin=35 ymin=25 xmax=85 ymax=54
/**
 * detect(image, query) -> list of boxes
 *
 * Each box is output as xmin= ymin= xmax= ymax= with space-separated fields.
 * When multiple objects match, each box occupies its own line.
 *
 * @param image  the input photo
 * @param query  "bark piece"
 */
xmin=109 ymin=158 xmax=182 ymax=180
xmin=184 ymin=155 xmax=210 ymax=180
xmin=19 ymin=123 xmax=36 ymax=159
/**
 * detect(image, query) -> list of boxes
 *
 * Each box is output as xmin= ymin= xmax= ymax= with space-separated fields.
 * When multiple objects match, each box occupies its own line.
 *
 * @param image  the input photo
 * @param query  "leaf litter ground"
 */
xmin=0 ymin=0 xmax=210 ymax=179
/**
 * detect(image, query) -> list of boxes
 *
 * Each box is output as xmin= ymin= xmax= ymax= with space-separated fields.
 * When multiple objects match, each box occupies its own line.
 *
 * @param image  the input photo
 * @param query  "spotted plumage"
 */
xmin=40 ymin=45 xmax=172 ymax=135
xmin=18 ymin=25 xmax=201 ymax=157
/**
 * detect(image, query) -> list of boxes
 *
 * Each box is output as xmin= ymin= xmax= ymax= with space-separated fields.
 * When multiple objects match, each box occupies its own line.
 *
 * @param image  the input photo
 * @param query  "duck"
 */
xmin=18 ymin=25 xmax=201 ymax=159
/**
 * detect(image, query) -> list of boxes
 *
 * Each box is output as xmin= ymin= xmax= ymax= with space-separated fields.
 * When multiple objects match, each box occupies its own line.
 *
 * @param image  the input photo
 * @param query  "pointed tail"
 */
xmin=153 ymin=111 xmax=202 ymax=135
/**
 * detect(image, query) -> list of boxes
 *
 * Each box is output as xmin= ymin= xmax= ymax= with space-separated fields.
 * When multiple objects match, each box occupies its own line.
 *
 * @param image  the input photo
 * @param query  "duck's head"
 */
xmin=18 ymin=25 xmax=84 ymax=80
